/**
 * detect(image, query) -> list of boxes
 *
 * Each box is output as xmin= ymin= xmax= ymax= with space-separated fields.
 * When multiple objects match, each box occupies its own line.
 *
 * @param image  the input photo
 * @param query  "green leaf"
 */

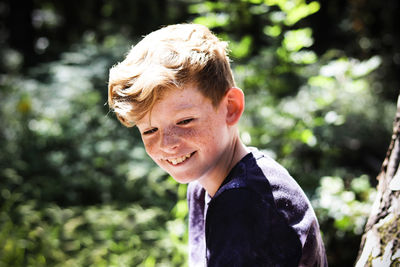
xmin=193 ymin=14 xmax=229 ymax=28
xmin=283 ymin=28 xmax=313 ymax=52
xmin=230 ymin=36 xmax=253 ymax=59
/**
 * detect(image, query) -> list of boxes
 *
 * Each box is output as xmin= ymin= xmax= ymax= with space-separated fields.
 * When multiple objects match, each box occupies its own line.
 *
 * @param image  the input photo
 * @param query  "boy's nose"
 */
xmin=160 ymin=129 xmax=180 ymax=151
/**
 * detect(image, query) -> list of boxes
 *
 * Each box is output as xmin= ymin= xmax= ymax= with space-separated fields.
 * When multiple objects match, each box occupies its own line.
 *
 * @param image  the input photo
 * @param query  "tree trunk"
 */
xmin=355 ymin=96 xmax=400 ymax=266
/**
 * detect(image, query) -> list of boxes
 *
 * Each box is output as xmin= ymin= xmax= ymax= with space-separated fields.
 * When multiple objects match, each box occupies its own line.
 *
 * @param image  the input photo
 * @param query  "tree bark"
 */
xmin=355 ymin=95 xmax=400 ymax=266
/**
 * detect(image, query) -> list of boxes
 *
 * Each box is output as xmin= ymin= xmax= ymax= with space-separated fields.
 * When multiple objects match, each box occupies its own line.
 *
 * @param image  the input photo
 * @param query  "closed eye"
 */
xmin=177 ymin=118 xmax=194 ymax=125
xmin=143 ymin=128 xmax=158 ymax=135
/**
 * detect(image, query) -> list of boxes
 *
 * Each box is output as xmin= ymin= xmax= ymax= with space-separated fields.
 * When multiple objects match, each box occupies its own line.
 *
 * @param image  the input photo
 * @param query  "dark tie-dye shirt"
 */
xmin=187 ymin=148 xmax=327 ymax=267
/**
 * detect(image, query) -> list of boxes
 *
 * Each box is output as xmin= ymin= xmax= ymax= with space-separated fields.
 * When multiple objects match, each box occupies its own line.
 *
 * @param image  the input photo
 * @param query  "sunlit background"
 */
xmin=1 ymin=0 xmax=399 ymax=266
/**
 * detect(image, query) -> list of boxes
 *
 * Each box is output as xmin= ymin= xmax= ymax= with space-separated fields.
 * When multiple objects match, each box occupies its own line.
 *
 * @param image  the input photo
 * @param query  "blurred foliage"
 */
xmin=0 ymin=35 xmax=188 ymax=266
xmin=313 ymin=175 xmax=377 ymax=265
xmin=0 ymin=0 xmax=399 ymax=266
xmin=1 ymin=199 xmax=187 ymax=266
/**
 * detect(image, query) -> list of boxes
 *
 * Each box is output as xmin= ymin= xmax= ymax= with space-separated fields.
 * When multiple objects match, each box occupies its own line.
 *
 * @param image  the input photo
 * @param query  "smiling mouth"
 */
xmin=166 ymin=151 xmax=196 ymax=165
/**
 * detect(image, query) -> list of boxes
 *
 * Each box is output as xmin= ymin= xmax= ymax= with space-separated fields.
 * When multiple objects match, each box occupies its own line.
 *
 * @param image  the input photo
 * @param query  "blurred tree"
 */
xmin=307 ymin=0 xmax=400 ymax=101
xmin=356 ymin=96 xmax=400 ymax=266
xmin=0 ymin=0 xmax=190 ymax=71
xmin=2 ymin=0 xmax=35 ymax=66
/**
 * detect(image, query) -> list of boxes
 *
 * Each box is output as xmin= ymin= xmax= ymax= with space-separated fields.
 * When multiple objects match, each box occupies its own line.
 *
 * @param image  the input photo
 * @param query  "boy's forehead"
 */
xmin=154 ymin=86 xmax=207 ymax=110
xmin=151 ymin=101 xmax=199 ymax=115
xmin=172 ymin=102 xmax=198 ymax=110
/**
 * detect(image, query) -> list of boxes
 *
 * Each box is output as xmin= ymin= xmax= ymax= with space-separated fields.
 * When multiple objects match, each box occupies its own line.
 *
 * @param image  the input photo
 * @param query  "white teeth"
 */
xmin=167 ymin=153 xmax=192 ymax=165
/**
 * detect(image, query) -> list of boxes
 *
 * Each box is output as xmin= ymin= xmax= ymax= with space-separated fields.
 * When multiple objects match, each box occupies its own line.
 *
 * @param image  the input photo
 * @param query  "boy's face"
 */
xmin=136 ymin=84 xmax=232 ymax=184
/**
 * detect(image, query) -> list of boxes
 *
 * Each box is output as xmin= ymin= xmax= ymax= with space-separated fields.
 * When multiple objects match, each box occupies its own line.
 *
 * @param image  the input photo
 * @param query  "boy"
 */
xmin=108 ymin=24 xmax=327 ymax=266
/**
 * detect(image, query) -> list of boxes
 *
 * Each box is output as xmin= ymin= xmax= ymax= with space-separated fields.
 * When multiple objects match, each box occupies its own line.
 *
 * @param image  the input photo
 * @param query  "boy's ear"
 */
xmin=224 ymin=87 xmax=245 ymax=126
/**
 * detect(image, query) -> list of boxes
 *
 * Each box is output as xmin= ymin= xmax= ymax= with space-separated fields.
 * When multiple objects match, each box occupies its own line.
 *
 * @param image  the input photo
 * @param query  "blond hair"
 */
xmin=108 ymin=23 xmax=236 ymax=127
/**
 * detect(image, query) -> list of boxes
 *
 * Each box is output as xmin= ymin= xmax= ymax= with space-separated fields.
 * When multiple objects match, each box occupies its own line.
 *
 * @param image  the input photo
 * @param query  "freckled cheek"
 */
xmin=176 ymin=127 xmax=197 ymax=140
xmin=187 ymin=127 xmax=219 ymax=149
xmin=142 ymin=138 xmax=158 ymax=158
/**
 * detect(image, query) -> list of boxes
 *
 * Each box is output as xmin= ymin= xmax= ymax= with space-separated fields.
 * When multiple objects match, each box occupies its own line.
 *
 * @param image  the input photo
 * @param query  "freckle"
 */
xmin=182 ymin=128 xmax=196 ymax=138
xmin=145 ymin=138 xmax=156 ymax=148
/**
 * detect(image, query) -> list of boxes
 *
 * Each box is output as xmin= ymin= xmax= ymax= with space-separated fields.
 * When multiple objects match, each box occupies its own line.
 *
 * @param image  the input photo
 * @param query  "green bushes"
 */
xmin=0 ymin=37 xmax=188 ymax=266
xmin=1 ymin=199 xmax=187 ymax=266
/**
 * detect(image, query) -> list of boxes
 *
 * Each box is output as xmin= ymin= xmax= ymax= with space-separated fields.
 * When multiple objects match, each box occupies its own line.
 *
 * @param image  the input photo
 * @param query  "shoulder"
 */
xmin=251 ymin=149 xmax=328 ymax=267
xmin=251 ymin=150 xmax=314 ymax=225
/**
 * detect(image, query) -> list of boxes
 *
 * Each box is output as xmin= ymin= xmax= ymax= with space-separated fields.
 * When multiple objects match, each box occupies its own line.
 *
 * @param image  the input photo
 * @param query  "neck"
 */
xmin=199 ymin=132 xmax=249 ymax=197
